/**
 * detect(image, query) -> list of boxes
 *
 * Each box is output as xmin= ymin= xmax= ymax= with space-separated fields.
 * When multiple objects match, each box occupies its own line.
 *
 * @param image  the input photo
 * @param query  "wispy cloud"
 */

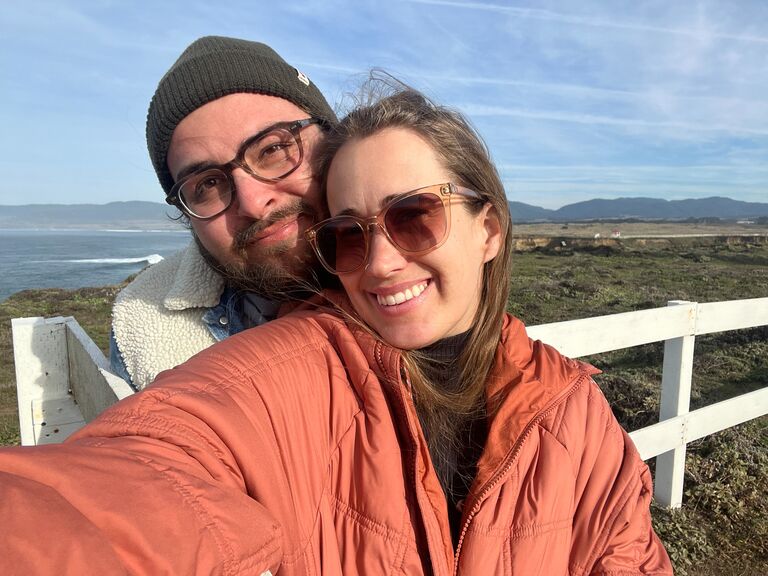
xmin=406 ymin=0 xmax=768 ymax=44
xmin=462 ymin=104 xmax=768 ymax=137
xmin=416 ymin=72 xmax=768 ymax=111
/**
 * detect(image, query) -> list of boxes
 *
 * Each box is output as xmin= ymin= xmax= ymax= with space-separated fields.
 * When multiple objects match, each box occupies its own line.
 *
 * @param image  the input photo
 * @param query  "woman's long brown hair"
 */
xmin=314 ymin=75 xmax=514 ymax=429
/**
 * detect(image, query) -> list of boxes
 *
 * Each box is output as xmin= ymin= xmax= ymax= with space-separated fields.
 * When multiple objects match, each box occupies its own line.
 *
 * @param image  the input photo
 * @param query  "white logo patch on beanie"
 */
xmin=296 ymin=69 xmax=310 ymax=86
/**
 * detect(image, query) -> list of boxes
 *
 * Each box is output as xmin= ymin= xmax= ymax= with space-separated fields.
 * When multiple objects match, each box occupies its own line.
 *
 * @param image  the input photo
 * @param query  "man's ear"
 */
xmin=480 ymin=204 xmax=503 ymax=264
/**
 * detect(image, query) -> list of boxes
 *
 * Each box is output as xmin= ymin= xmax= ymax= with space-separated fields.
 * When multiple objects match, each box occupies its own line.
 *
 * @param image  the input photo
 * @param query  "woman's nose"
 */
xmin=364 ymin=226 xmax=407 ymax=277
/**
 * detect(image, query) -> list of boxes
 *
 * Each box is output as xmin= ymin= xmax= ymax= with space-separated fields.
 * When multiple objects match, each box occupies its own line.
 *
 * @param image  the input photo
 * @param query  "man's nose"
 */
xmin=364 ymin=226 xmax=407 ymax=278
xmin=230 ymin=168 xmax=280 ymax=220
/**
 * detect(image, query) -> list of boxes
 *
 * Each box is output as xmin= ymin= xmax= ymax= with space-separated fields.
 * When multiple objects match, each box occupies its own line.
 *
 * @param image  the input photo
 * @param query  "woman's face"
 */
xmin=326 ymin=127 xmax=501 ymax=349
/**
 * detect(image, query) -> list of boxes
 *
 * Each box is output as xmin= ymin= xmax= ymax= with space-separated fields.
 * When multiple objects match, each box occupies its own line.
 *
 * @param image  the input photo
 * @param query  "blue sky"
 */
xmin=2 ymin=1 xmax=767 ymax=209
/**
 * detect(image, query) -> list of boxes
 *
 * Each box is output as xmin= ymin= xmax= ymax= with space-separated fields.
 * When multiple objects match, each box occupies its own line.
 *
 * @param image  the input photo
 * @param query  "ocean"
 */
xmin=0 ymin=229 xmax=193 ymax=301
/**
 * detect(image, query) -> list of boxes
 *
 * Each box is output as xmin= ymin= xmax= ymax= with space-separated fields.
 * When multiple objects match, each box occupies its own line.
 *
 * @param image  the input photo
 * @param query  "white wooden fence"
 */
xmin=11 ymin=297 xmax=768 ymax=508
xmin=527 ymin=297 xmax=768 ymax=508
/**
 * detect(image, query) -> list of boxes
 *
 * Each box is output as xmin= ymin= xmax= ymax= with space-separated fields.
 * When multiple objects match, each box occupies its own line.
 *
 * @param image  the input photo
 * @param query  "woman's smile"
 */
xmin=372 ymin=280 xmax=429 ymax=307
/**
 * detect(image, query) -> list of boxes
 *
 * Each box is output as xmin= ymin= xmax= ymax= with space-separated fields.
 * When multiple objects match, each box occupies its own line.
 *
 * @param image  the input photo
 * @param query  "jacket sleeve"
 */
xmin=569 ymin=379 xmax=673 ymax=576
xmin=0 ymin=439 xmax=282 ymax=575
xmin=0 ymin=314 xmax=347 ymax=575
xmin=0 ymin=325 xmax=316 ymax=575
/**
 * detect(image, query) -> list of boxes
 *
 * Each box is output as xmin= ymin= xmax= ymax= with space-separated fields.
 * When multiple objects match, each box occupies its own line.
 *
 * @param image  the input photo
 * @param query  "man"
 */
xmin=110 ymin=35 xmax=337 ymax=389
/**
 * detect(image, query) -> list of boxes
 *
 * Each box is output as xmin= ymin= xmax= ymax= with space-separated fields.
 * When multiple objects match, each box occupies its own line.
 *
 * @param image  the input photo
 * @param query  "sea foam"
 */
xmin=35 ymin=254 xmax=164 ymax=265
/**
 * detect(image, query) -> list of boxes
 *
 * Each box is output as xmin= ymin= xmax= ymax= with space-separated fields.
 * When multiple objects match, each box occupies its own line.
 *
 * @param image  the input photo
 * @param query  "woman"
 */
xmin=305 ymin=88 xmax=512 ymax=546
xmin=304 ymin=86 xmax=672 ymax=573
xmin=0 ymin=87 xmax=672 ymax=575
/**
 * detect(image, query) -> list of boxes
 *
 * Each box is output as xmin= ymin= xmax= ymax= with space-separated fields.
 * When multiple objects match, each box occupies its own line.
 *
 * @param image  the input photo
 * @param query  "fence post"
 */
xmin=654 ymin=300 xmax=697 ymax=508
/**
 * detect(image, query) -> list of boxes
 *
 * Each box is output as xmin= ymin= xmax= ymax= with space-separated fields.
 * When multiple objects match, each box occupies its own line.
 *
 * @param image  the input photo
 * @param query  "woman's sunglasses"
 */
xmin=306 ymin=182 xmax=483 ymax=275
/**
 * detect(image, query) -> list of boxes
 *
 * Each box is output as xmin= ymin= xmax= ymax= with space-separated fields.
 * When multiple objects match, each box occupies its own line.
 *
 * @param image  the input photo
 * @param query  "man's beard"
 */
xmin=195 ymin=201 xmax=323 ymax=301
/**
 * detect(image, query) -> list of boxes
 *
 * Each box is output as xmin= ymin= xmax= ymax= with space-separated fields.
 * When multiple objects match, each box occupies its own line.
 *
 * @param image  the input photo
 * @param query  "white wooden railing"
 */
xmin=11 ymin=316 xmax=133 ymax=446
xmin=527 ymin=297 xmax=768 ymax=508
xmin=11 ymin=297 xmax=768 ymax=508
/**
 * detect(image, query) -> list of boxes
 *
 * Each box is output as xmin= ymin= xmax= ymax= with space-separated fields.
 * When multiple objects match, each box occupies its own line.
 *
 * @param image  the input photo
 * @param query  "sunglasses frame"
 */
xmin=306 ymin=182 xmax=483 ymax=275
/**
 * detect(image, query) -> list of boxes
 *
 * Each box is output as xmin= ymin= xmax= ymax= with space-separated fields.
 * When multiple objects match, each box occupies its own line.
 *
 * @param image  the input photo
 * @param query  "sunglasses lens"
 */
xmin=312 ymin=189 xmax=451 ymax=274
xmin=314 ymin=218 xmax=367 ymax=273
xmin=385 ymin=192 xmax=447 ymax=253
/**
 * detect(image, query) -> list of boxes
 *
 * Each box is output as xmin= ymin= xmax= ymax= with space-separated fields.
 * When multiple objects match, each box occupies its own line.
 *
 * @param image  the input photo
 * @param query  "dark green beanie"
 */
xmin=147 ymin=35 xmax=337 ymax=194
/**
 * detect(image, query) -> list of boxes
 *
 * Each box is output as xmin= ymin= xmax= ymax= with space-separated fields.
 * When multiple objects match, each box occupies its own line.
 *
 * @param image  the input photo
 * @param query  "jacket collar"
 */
xmin=314 ymin=290 xmax=404 ymax=383
xmin=308 ymin=296 xmax=596 ymax=427
xmin=475 ymin=314 xmax=600 ymax=490
xmin=163 ymin=241 xmax=226 ymax=311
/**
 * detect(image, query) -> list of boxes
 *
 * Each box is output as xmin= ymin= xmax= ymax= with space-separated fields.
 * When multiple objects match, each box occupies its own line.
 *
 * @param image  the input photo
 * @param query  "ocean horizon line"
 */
xmin=0 ymin=228 xmax=189 ymax=234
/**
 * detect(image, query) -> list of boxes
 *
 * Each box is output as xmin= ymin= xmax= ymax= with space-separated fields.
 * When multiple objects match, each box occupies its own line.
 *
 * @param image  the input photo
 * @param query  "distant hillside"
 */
xmin=508 ymin=201 xmax=554 ymax=222
xmin=0 ymin=201 xmax=181 ymax=230
xmin=509 ymin=196 xmax=768 ymax=222
xmin=1 ymin=196 xmax=767 ymax=228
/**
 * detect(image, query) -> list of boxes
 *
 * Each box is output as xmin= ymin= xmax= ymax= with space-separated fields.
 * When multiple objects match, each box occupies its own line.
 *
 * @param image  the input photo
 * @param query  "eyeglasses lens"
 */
xmin=242 ymin=127 xmax=302 ymax=179
xmin=315 ymin=191 xmax=448 ymax=273
xmin=179 ymin=169 xmax=232 ymax=219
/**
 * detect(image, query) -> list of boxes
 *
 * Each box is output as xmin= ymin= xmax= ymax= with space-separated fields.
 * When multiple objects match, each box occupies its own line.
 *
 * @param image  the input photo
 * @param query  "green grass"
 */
xmin=0 ymin=238 xmax=766 ymax=575
xmin=507 ymin=239 xmax=768 ymax=324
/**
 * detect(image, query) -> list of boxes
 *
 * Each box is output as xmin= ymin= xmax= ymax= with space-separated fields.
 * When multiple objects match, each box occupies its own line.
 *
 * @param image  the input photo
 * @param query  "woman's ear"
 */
xmin=480 ymin=204 xmax=503 ymax=264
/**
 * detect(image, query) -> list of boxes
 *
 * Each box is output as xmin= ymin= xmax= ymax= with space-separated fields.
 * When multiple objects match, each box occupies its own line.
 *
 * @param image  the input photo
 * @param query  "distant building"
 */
xmin=611 ymin=229 xmax=621 ymax=238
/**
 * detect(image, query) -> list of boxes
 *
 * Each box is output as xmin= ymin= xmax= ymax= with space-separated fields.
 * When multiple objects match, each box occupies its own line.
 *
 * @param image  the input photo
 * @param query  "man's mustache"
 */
xmin=232 ymin=202 xmax=317 ymax=252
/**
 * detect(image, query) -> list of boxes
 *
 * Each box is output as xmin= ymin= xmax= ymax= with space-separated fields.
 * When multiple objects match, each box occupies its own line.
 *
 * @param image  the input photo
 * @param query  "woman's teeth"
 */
xmin=376 ymin=282 xmax=428 ymax=307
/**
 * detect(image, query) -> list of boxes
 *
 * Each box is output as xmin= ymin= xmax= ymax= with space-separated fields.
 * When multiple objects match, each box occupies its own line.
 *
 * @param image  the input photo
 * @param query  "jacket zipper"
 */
xmin=451 ymin=372 xmax=590 ymax=575
xmin=378 ymin=343 xmax=457 ymax=576
xmin=375 ymin=342 xmax=435 ymax=575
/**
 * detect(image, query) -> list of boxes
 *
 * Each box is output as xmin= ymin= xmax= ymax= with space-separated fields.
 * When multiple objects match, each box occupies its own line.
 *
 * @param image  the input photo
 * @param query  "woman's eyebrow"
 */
xmin=332 ymin=192 xmax=403 ymax=217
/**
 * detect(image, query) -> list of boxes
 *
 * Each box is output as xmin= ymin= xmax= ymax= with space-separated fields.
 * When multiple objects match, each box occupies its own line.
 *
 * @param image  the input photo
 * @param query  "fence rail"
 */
xmin=527 ymin=297 xmax=768 ymax=507
xmin=12 ymin=297 xmax=768 ymax=508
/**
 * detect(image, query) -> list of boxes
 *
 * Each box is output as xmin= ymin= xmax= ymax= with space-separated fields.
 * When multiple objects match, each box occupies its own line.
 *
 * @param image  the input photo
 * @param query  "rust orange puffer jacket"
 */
xmin=0 ymin=311 xmax=672 ymax=575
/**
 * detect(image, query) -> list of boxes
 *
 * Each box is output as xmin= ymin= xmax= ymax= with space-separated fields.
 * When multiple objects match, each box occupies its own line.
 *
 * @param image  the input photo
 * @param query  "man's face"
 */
xmin=166 ymin=93 xmax=326 ymax=294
